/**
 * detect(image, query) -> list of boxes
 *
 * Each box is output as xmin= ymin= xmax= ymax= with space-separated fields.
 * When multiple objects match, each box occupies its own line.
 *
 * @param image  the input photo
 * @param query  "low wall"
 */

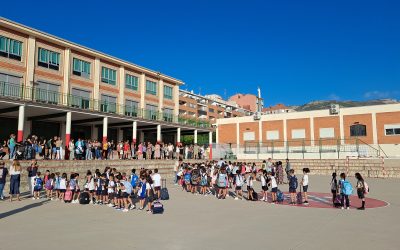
xmin=2 ymin=160 xmax=176 ymax=194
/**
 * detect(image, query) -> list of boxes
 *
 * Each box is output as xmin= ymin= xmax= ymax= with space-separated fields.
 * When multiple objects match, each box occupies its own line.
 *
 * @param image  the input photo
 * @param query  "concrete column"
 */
xmin=139 ymin=73 xmax=145 ymax=110
xmin=139 ymin=130 xmax=144 ymax=143
xmin=283 ymin=119 xmax=287 ymax=147
xmin=258 ymin=120 xmax=262 ymax=148
xmin=93 ymin=57 xmax=101 ymax=110
xmin=65 ymin=112 xmax=72 ymax=147
xmin=132 ymin=121 xmax=137 ymax=144
xmin=158 ymin=79 xmax=164 ymax=113
xmin=63 ymin=48 xmax=71 ymax=105
xmin=157 ymin=124 xmax=162 ymax=142
xmin=103 ymin=117 xmax=108 ymax=142
xmin=17 ymin=105 xmax=25 ymax=141
xmin=118 ymin=66 xmax=125 ymax=115
xmin=372 ymin=112 xmax=378 ymax=145
xmin=194 ymin=129 xmax=198 ymax=144
xmin=209 ymin=131 xmax=213 ymax=160
xmin=339 ymin=114 xmax=345 ymax=143
xmin=310 ymin=117 xmax=315 ymax=146
xmin=26 ymin=36 xmax=36 ymax=88
xmin=173 ymin=85 xmax=179 ymax=116
xmin=177 ymin=127 xmax=181 ymax=143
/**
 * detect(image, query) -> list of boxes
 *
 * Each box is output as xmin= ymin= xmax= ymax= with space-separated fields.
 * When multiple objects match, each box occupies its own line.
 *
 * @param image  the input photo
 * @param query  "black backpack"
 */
xmin=79 ymin=192 xmax=90 ymax=204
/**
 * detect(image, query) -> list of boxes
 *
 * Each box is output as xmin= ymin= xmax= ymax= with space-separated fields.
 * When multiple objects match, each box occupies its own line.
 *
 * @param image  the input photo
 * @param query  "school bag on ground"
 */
xmin=64 ymin=189 xmax=73 ymax=203
xmin=341 ymin=180 xmax=353 ymax=195
xmin=79 ymin=192 xmax=90 ymax=204
xmin=160 ymin=179 xmax=169 ymax=200
xmin=297 ymin=186 xmax=303 ymax=204
xmin=277 ymin=189 xmax=284 ymax=202
xmin=152 ymin=201 xmax=164 ymax=214
xmin=252 ymin=189 xmax=258 ymax=201
xmin=334 ymin=194 xmax=342 ymax=207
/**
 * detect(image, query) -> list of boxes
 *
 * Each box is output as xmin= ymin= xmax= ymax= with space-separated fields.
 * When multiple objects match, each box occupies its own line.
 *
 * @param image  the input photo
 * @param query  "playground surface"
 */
xmin=1 ymin=175 xmax=399 ymax=250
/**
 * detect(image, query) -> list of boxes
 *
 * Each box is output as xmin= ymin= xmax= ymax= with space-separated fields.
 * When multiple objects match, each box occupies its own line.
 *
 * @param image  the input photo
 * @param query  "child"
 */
xmin=183 ymin=168 xmax=191 ymax=192
xmin=114 ymin=176 xmax=122 ymax=210
xmin=85 ymin=171 xmax=95 ymax=204
xmin=234 ymin=170 xmax=244 ymax=200
xmin=330 ymin=172 xmax=338 ymax=206
xmin=268 ymin=172 xmax=278 ymax=203
xmin=288 ymin=169 xmax=298 ymax=205
xmin=301 ymin=168 xmax=310 ymax=205
xmin=33 ymin=172 xmax=43 ymax=200
xmin=339 ymin=173 xmax=351 ymax=210
xmin=59 ymin=173 xmax=67 ymax=201
xmin=130 ymin=169 xmax=139 ymax=193
xmin=146 ymin=176 xmax=155 ymax=213
xmin=246 ymin=172 xmax=255 ymax=201
xmin=107 ymin=175 xmax=116 ymax=207
xmin=138 ymin=176 xmax=147 ymax=210
xmin=54 ymin=172 xmax=61 ymax=201
xmin=68 ymin=173 xmax=76 ymax=203
xmin=355 ymin=173 xmax=366 ymax=210
xmin=45 ymin=173 xmax=54 ymax=200
xmin=200 ymin=168 xmax=208 ymax=196
xmin=260 ymin=170 xmax=268 ymax=202
xmin=72 ymin=173 xmax=80 ymax=204
xmin=217 ymin=168 xmax=228 ymax=199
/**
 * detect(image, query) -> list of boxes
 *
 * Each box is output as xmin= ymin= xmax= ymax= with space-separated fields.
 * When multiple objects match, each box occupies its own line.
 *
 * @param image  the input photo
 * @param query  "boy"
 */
xmin=288 ymin=169 xmax=298 ymax=205
xmin=268 ymin=172 xmax=278 ymax=203
xmin=301 ymin=168 xmax=310 ymax=205
xmin=152 ymin=169 xmax=162 ymax=199
xmin=130 ymin=169 xmax=139 ymax=193
xmin=138 ymin=176 xmax=147 ymax=210
xmin=260 ymin=170 xmax=268 ymax=202
xmin=33 ymin=172 xmax=43 ymax=200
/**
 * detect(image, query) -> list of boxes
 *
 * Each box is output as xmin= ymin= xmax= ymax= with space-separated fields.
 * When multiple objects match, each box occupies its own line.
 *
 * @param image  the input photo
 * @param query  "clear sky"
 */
xmin=1 ymin=0 xmax=399 ymax=106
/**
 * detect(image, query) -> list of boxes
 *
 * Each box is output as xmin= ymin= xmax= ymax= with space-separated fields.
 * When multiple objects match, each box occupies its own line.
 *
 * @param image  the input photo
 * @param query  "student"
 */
xmin=138 ymin=176 xmax=147 ymax=210
xmin=260 ymin=170 xmax=268 ymax=202
xmin=183 ymin=168 xmax=192 ymax=192
xmin=268 ymin=172 xmax=278 ymax=203
xmin=301 ymin=168 xmax=310 ymax=204
xmin=146 ymin=176 xmax=155 ymax=213
xmin=33 ymin=172 xmax=43 ymax=200
xmin=59 ymin=173 xmax=67 ymax=201
xmin=288 ymin=169 xmax=298 ymax=205
xmin=68 ymin=173 xmax=77 ymax=202
xmin=45 ymin=173 xmax=55 ymax=200
xmin=234 ymin=170 xmax=244 ymax=200
xmin=200 ymin=168 xmax=208 ymax=196
xmin=107 ymin=175 xmax=116 ymax=207
xmin=330 ymin=172 xmax=338 ymax=206
xmin=121 ymin=177 xmax=135 ymax=210
xmin=0 ymin=161 xmax=8 ymax=200
xmin=72 ymin=173 xmax=80 ymax=203
xmin=54 ymin=172 xmax=61 ymax=201
xmin=217 ymin=167 xmax=228 ymax=199
xmin=339 ymin=173 xmax=351 ymax=210
xmin=246 ymin=172 xmax=255 ymax=201
xmin=130 ymin=169 xmax=139 ymax=193
xmin=152 ymin=169 xmax=162 ymax=199
xmin=355 ymin=173 xmax=366 ymax=210
xmin=85 ymin=171 xmax=95 ymax=204
xmin=191 ymin=169 xmax=200 ymax=195
xmin=95 ymin=173 xmax=104 ymax=205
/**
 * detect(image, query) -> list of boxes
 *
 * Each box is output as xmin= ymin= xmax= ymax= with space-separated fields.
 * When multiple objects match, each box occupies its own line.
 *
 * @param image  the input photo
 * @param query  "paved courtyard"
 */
xmin=1 ymin=175 xmax=400 ymax=250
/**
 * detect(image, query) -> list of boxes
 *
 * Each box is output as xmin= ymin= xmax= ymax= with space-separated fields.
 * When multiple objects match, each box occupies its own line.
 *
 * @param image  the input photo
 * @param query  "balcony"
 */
xmin=0 ymin=81 xmax=211 ymax=129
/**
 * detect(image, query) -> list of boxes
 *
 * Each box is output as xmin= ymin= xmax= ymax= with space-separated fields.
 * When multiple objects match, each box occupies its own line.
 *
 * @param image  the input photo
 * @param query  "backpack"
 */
xmin=277 ymin=189 xmax=284 ymax=202
xmin=160 ymin=179 xmax=169 ymax=200
xmin=79 ymin=192 xmax=90 ymax=204
xmin=200 ymin=174 xmax=208 ymax=186
xmin=217 ymin=173 xmax=227 ymax=188
xmin=252 ymin=189 xmax=258 ymax=201
xmin=289 ymin=176 xmax=298 ymax=190
xmin=341 ymin=180 xmax=353 ymax=195
xmin=139 ymin=182 xmax=147 ymax=198
xmin=184 ymin=173 xmax=191 ymax=184
xmin=152 ymin=201 xmax=164 ymax=214
xmin=363 ymin=182 xmax=369 ymax=194
xmin=191 ymin=172 xmax=200 ymax=185
xmin=35 ymin=177 xmax=42 ymax=188
xmin=45 ymin=179 xmax=53 ymax=190
xmin=64 ymin=190 xmax=73 ymax=202
xmin=131 ymin=174 xmax=139 ymax=187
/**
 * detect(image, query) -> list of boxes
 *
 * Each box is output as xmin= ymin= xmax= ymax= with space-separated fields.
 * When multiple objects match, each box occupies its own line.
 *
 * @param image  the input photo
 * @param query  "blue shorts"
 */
xmin=303 ymin=185 xmax=308 ymax=192
xmin=34 ymin=187 xmax=42 ymax=192
xmin=271 ymin=187 xmax=278 ymax=193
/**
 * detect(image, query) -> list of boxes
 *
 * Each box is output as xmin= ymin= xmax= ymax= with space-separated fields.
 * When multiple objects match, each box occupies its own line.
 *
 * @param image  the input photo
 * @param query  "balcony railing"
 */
xmin=0 ymin=81 xmax=210 ymax=128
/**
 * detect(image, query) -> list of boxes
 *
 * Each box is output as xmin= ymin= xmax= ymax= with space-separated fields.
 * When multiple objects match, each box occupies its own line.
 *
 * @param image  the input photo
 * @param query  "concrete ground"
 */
xmin=1 ymin=176 xmax=400 ymax=250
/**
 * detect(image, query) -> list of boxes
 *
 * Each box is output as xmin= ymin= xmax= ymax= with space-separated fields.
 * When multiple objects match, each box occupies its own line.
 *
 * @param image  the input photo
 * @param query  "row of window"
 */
xmin=0 ymin=35 xmax=174 ymax=99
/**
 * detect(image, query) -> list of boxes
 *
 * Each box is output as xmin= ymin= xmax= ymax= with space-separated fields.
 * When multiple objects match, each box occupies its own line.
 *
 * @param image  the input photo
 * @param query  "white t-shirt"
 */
xmin=247 ymin=175 xmax=254 ymax=187
xmin=152 ymin=173 xmax=161 ymax=187
xmin=236 ymin=175 xmax=243 ymax=187
xmin=108 ymin=180 xmax=115 ymax=193
xmin=303 ymin=174 xmax=309 ymax=186
xmin=59 ymin=178 xmax=67 ymax=189
xmin=260 ymin=175 xmax=267 ymax=186
xmin=270 ymin=176 xmax=277 ymax=188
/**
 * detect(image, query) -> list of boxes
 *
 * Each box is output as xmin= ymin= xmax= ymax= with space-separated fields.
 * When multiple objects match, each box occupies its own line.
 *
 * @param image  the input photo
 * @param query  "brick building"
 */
xmin=229 ymin=93 xmax=264 ymax=112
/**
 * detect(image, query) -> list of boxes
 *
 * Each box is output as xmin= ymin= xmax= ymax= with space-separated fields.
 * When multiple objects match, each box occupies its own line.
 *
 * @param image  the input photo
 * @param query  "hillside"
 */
xmin=294 ymin=99 xmax=399 ymax=112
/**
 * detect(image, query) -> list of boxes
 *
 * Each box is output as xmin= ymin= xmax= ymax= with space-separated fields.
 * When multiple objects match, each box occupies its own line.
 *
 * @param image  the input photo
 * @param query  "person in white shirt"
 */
xmin=260 ymin=170 xmax=268 ymax=202
xmin=152 ymin=169 xmax=162 ymax=199
xmin=301 ymin=168 xmax=310 ymax=205
xmin=234 ymin=170 xmax=244 ymax=200
xmin=268 ymin=172 xmax=278 ymax=203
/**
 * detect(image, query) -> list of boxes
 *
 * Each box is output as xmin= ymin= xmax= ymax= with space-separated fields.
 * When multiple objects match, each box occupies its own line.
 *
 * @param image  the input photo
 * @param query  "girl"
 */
xmin=330 ymin=172 xmax=338 ymax=206
xmin=200 ymin=168 xmax=208 ymax=196
xmin=301 ymin=168 xmax=310 ymax=205
xmin=260 ymin=170 xmax=268 ymax=202
xmin=72 ymin=173 xmax=80 ymax=203
xmin=217 ymin=168 xmax=228 ymax=199
xmin=211 ymin=169 xmax=218 ymax=197
xmin=138 ymin=176 xmax=147 ymax=210
xmin=268 ymin=172 xmax=278 ymax=203
xmin=288 ymin=169 xmax=297 ymax=205
xmin=107 ymin=175 xmax=116 ymax=207
xmin=59 ymin=173 xmax=67 ymax=201
xmin=54 ymin=172 xmax=61 ymax=200
xmin=355 ymin=173 xmax=366 ymax=210
xmin=339 ymin=173 xmax=350 ymax=210
xmin=234 ymin=170 xmax=244 ymax=200
xmin=246 ymin=172 xmax=255 ymax=201
xmin=45 ymin=173 xmax=55 ymax=200
xmin=146 ymin=176 xmax=155 ymax=213
xmin=33 ymin=172 xmax=43 ymax=200
xmin=85 ymin=171 xmax=95 ymax=204
xmin=9 ymin=160 xmax=21 ymax=202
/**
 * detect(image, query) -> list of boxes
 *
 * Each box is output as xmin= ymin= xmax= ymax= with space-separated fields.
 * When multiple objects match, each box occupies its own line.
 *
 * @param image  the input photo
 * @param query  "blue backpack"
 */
xmin=184 ymin=173 xmax=191 ymax=184
xmin=35 ymin=177 xmax=42 ymax=188
xmin=277 ymin=189 xmax=284 ymax=202
xmin=139 ymin=182 xmax=147 ymax=198
xmin=131 ymin=174 xmax=139 ymax=187
xmin=289 ymin=175 xmax=298 ymax=189
xmin=200 ymin=174 xmax=208 ymax=186
xmin=341 ymin=180 xmax=353 ymax=195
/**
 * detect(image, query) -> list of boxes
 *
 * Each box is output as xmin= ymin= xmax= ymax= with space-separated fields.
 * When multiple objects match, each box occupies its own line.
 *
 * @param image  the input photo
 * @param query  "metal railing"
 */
xmin=0 ymin=81 xmax=211 ymax=128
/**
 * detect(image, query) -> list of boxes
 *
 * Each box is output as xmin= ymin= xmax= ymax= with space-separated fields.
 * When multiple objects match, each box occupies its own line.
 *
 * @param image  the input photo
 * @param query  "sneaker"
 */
xmin=115 ymin=207 xmax=121 ymax=211
xmin=357 ymin=207 xmax=365 ymax=210
xmin=260 ymin=198 xmax=265 ymax=201
xmin=346 ymin=207 xmax=350 ymax=210
xmin=32 ymin=197 xmax=36 ymax=200
xmin=234 ymin=197 xmax=239 ymax=200
xmin=89 ymin=201 xmax=93 ymax=204
xmin=51 ymin=198 xmax=54 ymax=201
xmin=122 ymin=209 xmax=129 ymax=212
xmin=130 ymin=205 xmax=136 ymax=210
xmin=107 ymin=203 xmax=114 ymax=207
xmin=341 ymin=207 xmax=344 ymax=210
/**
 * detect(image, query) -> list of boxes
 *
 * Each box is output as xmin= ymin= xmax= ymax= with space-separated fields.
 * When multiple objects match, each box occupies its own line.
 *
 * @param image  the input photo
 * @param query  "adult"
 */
xmin=69 ymin=139 xmax=75 ymax=160
xmin=155 ymin=143 xmax=161 ymax=159
xmin=9 ymin=160 xmax=22 ymax=202
xmin=27 ymin=159 xmax=39 ymax=196
xmin=193 ymin=144 xmax=199 ymax=159
xmin=0 ymin=143 xmax=6 ymax=159
xmin=7 ymin=134 xmax=16 ymax=159
xmin=0 ymin=161 xmax=8 ymax=199
xmin=75 ymin=138 xmax=84 ymax=160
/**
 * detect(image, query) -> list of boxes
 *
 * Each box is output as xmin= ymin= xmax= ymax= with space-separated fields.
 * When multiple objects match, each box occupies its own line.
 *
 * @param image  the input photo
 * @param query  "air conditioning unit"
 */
xmin=330 ymin=104 xmax=340 ymax=115
xmin=253 ymin=112 xmax=261 ymax=120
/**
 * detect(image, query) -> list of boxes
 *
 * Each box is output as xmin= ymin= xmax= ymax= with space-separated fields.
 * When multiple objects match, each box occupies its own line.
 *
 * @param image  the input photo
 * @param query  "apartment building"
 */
xmin=229 ymin=93 xmax=264 ymax=112
xmin=0 ymin=18 xmax=212 ymax=145
xmin=179 ymin=90 xmax=252 ymax=123
xmin=263 ymin=103 xmax=295 ymax=114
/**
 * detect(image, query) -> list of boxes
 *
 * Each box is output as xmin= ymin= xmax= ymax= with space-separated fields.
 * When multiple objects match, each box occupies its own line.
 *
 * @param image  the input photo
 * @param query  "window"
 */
xmin=38 ymin=48 xmax=60 ymax=70
xmin=125 ymin=99 xmax=139 ymax=117
xmin=146 ymin=80 xmax=157 ymax=95
xmin=125 ymin=74 xmax=138 ymax=91
xmin=101 ymin=67 xmax=117 ymax=85
xmin=163 ymin=85 xmax=173 ymax=99
xmin=35 ymin=81 xmax=60 ymax=104
xmin=350 ymin=124 xmax=367 ymax=137
xmin=384 ymin=124 xmax=400 ymax=136
xmin=0 ymin=36 xmax=22 ymax=61
xmin=101 ymin=94 xmax=117 ymax=113
xmin=146 ymin=104 xmax=158 ymax=120
xmin=0 ymin=73 xmax=22 ymax=97
xmin=292 ymin=129 xmax=306 ymax=139
xmin=72 ymin=58 xmax=91 ymax=78
xmin=266 ymin=130 xmax=279 ymax=140
xmin=163 ymin=108 xmax=173 ymax=122
xmin=319 ymin=128 xmax=335 ymax=138
xmin=71 ymin=88 xmax=91 ymax=109
xmin=243 ymin=132 xmax=255 ymax=141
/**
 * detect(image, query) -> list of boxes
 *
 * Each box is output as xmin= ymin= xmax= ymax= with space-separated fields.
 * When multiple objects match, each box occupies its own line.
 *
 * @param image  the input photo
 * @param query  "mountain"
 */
xmin=294 ymin=99 xmax=399 ymax=112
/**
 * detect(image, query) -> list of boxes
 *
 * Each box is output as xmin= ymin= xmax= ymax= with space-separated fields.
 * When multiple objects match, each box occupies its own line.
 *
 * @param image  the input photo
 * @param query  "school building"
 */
xmin=215 ymin=103 xmax=400 ymax=159
xmin=0 ymin=18 xmax=212 ymax=145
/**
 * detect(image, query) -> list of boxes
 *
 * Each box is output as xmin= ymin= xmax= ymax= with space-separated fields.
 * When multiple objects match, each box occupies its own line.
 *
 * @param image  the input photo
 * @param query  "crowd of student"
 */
xmin=0 ymin=159 xmax=166 ymax=213
xmin=175 ymin=159 xmax=369 ymax=210
xmin=2 ymin=134 xmax=207 ymax=161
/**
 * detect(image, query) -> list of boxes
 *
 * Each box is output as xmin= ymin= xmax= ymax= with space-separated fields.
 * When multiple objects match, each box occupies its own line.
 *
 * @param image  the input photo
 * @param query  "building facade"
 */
xmin=263 ymin=103 xmax=295 ymax=114
xmin=229 ymin=93 xmax=263 ymax=113
xmin=216 ymin=103 xmax=400 ymax=158
xmin=179 ymin=90 xmax=252 ymax=123
xmin=0 ymin=18 xmax=212 ymax=146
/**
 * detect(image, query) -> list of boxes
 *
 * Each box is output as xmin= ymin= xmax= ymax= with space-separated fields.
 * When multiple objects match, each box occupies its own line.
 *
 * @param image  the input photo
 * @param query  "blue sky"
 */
xmin=2 ymin=0 xmax=399 ymax=106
